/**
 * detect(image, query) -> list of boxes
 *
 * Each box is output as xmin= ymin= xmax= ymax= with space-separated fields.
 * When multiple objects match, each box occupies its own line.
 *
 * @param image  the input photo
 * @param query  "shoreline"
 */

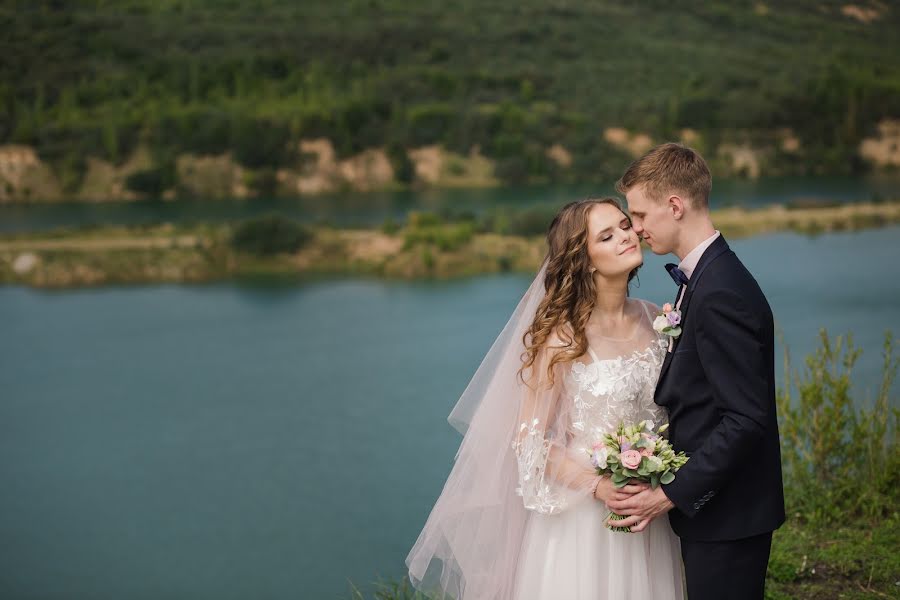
xmin=2 ymin=200 xmax=898 ymax=289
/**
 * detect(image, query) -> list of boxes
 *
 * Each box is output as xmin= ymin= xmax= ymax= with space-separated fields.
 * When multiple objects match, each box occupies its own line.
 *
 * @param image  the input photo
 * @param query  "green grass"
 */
xmin=766 ymin=517 xmax=900 ymax=599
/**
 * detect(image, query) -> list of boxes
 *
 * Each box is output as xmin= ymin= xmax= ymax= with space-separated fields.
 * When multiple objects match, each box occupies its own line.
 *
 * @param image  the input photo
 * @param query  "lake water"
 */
xmin=1 ymin=226 xmax=898 ymax=599
xmin=2 ymin=174 xmax=900 ymax=233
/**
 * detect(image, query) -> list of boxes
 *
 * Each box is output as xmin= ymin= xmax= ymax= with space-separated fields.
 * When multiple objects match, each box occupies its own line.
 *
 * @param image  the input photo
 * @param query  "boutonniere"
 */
xmin=653 ymin=303 xmax=682 ymax=338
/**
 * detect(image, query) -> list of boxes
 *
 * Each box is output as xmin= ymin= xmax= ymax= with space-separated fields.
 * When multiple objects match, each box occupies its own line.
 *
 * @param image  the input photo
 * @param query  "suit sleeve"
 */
xmin=662 ymin=288 xmax=770 ymax=518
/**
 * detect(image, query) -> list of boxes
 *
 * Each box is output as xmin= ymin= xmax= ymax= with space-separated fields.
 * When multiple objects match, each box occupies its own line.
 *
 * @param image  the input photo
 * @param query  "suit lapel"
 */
xmin=655 ymin=235 xmax=731 ymax=391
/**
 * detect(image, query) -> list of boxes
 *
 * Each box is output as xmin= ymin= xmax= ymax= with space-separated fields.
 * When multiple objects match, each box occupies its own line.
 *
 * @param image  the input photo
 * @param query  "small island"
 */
xmin=2 ymin=200 xmax=898 ymax=288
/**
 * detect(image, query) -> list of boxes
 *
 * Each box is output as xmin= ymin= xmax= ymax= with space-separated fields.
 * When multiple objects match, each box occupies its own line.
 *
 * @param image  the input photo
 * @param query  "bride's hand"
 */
xmin=593 ymin=478 xmax=649 ymax=504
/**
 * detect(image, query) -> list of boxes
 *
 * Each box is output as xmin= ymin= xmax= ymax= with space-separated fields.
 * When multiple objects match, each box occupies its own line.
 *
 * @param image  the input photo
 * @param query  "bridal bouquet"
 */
xmin=585 ymin=420 xmax=689 ymax=532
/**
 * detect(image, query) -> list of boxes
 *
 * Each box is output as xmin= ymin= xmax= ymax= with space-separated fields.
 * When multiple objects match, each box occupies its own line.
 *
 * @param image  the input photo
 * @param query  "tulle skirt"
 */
xmin=513 ymin=492 xmax=685 ymax=600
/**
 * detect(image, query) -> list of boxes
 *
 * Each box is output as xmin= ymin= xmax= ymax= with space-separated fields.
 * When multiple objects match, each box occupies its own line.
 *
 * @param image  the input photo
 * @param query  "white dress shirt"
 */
xmin=678 ymin=230 xmax=721 ymax=279
xmin=671 ymin=230 xmax=721 ymax=318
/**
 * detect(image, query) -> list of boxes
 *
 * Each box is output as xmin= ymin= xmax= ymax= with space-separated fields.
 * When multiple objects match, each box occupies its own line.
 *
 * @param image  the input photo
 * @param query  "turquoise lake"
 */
xmin=1 ymin=218 xmax=898 ymax=598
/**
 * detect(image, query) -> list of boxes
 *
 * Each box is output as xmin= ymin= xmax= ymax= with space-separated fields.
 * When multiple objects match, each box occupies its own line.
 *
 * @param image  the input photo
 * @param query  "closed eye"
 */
xmin=601 ymin=222 xmax=632 ymax=242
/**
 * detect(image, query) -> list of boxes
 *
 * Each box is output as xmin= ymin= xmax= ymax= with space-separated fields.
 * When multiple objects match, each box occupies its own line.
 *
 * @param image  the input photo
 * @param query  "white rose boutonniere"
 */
xmin=653 ymin=303 xmax=682 ymax=338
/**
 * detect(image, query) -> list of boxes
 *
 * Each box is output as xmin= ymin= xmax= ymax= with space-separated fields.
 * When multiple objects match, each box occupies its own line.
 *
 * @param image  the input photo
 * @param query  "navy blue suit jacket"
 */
xmin=657 ymin=235 xmax=786 ymax=542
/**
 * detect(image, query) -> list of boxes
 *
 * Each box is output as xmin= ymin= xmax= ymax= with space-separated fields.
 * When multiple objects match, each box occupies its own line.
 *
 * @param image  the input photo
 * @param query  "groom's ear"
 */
xmin=667 ymin=195 xmax=686 ymax=220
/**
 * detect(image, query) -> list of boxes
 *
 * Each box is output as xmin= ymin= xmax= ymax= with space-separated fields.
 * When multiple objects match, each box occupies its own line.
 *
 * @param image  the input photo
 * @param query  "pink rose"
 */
xmin=639 ymin=447 xmax=654 ymax=457
xmin=662 ymin=303 xmax=673 ymax=313
xmin=620 ymin=449 xmax=642 ymax=470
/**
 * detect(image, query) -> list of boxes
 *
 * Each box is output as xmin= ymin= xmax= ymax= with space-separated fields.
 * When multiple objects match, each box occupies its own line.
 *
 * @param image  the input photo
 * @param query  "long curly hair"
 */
xmin=517 ymin=197 xmax=640 ymax=388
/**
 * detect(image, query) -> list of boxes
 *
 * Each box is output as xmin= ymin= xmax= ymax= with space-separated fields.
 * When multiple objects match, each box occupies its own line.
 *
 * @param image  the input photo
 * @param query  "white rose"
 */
xmin=653 ymin=315 xmax=670 ymax=333
xmin=592 ymin=447 xmax=609 ymax=470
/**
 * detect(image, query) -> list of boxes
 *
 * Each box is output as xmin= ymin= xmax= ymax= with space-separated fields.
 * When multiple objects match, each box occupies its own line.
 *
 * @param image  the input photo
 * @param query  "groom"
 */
xmin=607 ymin=143 xmax=785 ymax=600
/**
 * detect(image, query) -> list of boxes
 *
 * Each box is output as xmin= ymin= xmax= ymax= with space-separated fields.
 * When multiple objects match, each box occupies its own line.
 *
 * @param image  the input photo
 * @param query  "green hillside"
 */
xmin=3 ymin=0 xmax=900 ymax=197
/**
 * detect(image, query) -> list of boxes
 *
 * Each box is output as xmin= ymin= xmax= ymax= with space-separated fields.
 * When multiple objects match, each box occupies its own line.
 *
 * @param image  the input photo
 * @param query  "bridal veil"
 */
xmin=405 ymin=257 xmax=603 ymax=600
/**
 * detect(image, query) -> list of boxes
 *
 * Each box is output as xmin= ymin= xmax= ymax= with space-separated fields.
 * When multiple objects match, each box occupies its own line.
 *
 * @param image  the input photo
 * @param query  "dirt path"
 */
xmin=0 ymin=235 xmax=204 ymax=251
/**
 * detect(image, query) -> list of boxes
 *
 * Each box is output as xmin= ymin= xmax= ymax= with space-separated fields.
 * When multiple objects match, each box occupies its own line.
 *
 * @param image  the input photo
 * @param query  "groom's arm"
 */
xmin=662 ymin=287 xmax=770 ymax=518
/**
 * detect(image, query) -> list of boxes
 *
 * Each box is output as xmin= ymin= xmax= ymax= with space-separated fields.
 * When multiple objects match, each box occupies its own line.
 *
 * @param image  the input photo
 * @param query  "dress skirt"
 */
xmin=513 ymin=491 xmax=685 ymax=600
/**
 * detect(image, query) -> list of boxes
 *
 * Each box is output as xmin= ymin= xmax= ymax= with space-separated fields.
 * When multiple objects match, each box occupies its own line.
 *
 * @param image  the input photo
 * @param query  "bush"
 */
xmin=229 ymin=214 xmax=312 ymax=255
xmin=348 ymin=575 xmax=433 ymax=599
xmin=387 ymin=143 xmax=416 ymax=184
xmin=125 ymin=163 xmax=176 ymax=196
xmin=777 ymin=329 xmax=899 ymax=526
xmin=242 ymin=168 xmax=279 ymax=196
xmin=508 ymin=205 xmax=558 ymax=236
xmin=380 ymin=216 xmax=400 ymax=235
xmin=406 ymin=211 xmax=443 ymax=228
xmin=494 ymin=156 xmax=529 ymax=185
xmin=405 ymin=103 xmax=456 ymax=147
xmin=403 ymin=222 xmax=474 ymax=251
xmin=231 ymin=118 xmax=292 ymax=168
xmin=478 ymin=206 xmax=556 ymax=237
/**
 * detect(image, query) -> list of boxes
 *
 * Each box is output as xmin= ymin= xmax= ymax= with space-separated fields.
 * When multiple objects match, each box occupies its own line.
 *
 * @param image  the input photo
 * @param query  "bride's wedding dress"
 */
xmin=406 ymin=259 xmax=685 ymax=600
xmin=511 ymin=298 xmax=685 ymax=600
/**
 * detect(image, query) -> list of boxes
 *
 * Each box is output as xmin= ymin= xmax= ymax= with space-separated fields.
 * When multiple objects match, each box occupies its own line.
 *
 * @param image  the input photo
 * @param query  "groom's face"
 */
xmin=624 ymin=185 xmax=677 ymax=255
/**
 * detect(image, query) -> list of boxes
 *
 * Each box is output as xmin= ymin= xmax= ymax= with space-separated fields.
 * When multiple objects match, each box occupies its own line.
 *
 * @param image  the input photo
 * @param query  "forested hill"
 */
xmin=3 ymin=1 xmax=900 ymax=200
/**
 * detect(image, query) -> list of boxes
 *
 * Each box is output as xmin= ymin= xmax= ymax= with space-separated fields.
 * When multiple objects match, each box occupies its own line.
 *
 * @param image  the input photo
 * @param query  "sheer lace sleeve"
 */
xmin=511 ymin=330 xmax=602 ymax=515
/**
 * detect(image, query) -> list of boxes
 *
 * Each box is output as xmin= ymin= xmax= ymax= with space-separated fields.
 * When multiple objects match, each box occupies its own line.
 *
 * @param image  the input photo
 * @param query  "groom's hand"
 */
xmin=605 ymin=486 xmax=675 ymax=532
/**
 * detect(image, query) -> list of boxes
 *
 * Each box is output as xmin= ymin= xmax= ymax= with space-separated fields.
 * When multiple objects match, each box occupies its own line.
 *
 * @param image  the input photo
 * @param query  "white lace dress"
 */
xmin=510 ymin=298 xmax=685 ymax=600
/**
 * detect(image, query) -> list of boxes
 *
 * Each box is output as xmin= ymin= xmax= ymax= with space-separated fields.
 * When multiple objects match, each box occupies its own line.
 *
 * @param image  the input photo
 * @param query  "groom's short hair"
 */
xmin=615 ymin=142 xmax=711 ymax=209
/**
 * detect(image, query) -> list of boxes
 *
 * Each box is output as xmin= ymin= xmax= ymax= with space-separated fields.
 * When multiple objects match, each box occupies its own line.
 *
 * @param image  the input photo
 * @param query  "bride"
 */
xmin=406 ymin=198 xmax=685 ymax=600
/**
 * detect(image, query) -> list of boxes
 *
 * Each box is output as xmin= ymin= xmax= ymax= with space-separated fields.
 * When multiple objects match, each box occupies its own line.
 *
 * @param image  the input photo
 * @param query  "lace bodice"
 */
xmin=511 ymin=298 xmax=670 ymax=514
xmin=567 ymin=338 xmax=669 ymax=453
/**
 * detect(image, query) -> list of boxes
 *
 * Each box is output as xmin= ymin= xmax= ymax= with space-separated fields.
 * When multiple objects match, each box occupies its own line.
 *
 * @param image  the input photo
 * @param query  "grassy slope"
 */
xmin=3 ymin=0 xmax=900 ymax=188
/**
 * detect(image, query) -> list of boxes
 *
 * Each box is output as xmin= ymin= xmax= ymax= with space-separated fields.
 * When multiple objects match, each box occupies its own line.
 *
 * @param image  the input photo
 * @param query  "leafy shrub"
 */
xmin=478 ymin=206 xmax=557 ymax=237
xmin=403 ymin=210 xmax=474 ymax=251
xmin=406 ymin=211 xmax=443 ymax=228
xmin=405 ymin=103 xmax=456 ymax=147
xmin=777 ymin=329 xmax=898 ymax=525
xmin=380 ymin=216 xmax=400 ymax=235
xmin=387 ymin=143 xmax=416 ymax=184
xmin=126 ymin=163 xmax=176 ymax=196
xmin=403 ymin=223 xmax=474 ymax=251
xmin=229 ymin=214 xmax=312 ymax=255
xmin=242 ymin=168 xmax=279 ymax=196
xmin=231 ymin=118 xmax=292 ymax=168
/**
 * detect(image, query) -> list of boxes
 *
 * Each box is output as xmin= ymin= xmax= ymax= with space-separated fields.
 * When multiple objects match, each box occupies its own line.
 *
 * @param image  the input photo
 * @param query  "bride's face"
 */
xmin=585 ymin=203 xmax=642 ymax=279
